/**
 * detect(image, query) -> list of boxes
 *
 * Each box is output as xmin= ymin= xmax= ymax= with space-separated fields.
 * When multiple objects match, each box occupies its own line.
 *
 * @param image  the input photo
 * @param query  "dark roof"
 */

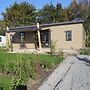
xmin=7 ymin=20 xmax=84 ymax=32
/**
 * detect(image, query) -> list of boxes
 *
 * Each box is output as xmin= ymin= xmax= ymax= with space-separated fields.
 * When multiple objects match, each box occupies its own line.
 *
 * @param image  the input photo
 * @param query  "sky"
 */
xmin=0 ymin=0 xmax=71 ymax=19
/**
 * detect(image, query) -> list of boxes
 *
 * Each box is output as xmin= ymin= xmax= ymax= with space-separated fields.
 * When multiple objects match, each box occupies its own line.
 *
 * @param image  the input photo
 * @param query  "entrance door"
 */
xmin=33 ymin=30 xmax=50 ymax=48
xmin=40 ymin=30 xmax=50 ymax=48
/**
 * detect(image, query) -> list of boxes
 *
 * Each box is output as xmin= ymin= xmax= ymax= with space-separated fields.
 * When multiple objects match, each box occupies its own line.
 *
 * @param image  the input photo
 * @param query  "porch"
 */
xmin=6 ymin=26 xmax=51 ymax=52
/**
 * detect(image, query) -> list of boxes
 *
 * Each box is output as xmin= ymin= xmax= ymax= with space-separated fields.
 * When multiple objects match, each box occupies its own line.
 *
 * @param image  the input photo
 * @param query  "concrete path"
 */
xmin=54 ymin=55 xmax=90 ymax=90
xmin=38 ymin=55 xmax=90 ymax=90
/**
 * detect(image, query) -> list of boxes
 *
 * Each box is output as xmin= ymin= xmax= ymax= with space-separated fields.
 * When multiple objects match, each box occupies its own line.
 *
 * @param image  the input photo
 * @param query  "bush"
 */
xmin=0 ymin=63 xmax=5 ymax=73
xmin=50 ymin=40 xmax=56 ymax=55
xmin=0 ymin=47 xmax=7 ymax=52
xmin=80 ymin=48 xmax=90 ymax=55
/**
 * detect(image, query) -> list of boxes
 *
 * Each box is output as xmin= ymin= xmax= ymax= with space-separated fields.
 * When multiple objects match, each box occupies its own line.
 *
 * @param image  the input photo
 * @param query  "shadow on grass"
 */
xmin=16 ymin=85 xmax=27 ymax=90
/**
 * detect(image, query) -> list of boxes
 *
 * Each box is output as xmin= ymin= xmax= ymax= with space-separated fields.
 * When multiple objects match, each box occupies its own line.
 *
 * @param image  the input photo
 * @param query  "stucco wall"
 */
xmin=50 ymin=23 xmax=85 ymax=50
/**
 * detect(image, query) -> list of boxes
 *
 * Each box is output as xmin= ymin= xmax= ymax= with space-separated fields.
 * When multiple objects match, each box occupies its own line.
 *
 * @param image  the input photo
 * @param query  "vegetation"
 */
xmin=0 ymin=53 xmax=63 ymax=90
xmin=80 ymin=48 xmax=90 ymax=55
xmin=0 ymin=76 xmax=11 ymax=90
xmin=50 ymin=40 xmax=56 ymax=55
xmin=0 ymin=0 xmax=89 ymax=25
xmin=0 ymin=47 xmax=7 ymax=52
xmin=2 ymin=2 xmax=36 ymax=27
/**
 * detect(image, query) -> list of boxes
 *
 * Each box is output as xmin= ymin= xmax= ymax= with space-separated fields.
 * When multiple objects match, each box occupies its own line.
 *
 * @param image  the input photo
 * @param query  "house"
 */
xmin=6 ymin=20 xmax=85 ymax=52
xmin=0 ymin=35 xmax=6 ymax=47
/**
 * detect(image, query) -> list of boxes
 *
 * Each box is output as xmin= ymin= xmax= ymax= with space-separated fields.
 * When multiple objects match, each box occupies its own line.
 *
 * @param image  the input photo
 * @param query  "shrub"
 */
xmin=0 ymin=47 xmax=7 ymax=52
xmin=80 ymin=48 xmax=90 ymax=55
xmin=50 ymin=40 xmax=56 ymax=55
xmin=0 ymin=63 xmax=5 ymax=73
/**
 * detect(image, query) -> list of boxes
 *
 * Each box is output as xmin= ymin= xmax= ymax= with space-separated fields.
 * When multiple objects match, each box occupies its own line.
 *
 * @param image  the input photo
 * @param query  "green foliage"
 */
xmin=0 ymin=76 xmax=11 ymax=90
xmin=9 ymin=77 xmax=25 ymax=90
xmin=80 ymin=48 xmax=90 ymax=55
xmin=37 ymin=3 xmax=64 ymax=24
xmin=38 ymin=4 xmax=56 ymax=24
xmin=85 ymin=30 xmax=90 ymax=47
xmin=67 ymin=0 xmax=81 ymax=20
xmin=0 ymin=53 xmax=63 ymax=90
xmin=50 ymin=40 xmax=56 ymax=55
xmin=0 ymin=20 xmax=6 ymax=35
xmin=2 ymin=1 xmax=36 ymax=27
xmin=0 ymin=29 xmax=4 ymax=35
xmin=0 ymin=63 xmax=5 ymax=73
xmin=55 ymin=3 xmax=64 ymax=22
xmin=1 ymin=0 xmax=90 ymax=26
xmin=0 ymin=47 xmax=7 ymax=52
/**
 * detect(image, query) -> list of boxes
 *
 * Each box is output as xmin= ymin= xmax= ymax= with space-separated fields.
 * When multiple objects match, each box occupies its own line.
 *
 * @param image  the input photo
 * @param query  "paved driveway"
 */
xmin=54 ymin=55 xmax=90 ymax=90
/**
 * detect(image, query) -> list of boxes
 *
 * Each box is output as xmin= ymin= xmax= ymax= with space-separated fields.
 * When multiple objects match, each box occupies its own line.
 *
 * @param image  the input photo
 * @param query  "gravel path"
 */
xmin=54 ymin=55 xmax=90 ymax=90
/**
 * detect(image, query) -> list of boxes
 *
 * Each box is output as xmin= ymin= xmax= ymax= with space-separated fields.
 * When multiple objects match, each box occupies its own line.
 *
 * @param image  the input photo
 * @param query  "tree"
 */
xmin=55 ymin=3 xmax=64 ymax=22
xmin=79 ymin=0 xmax=90 ymax=47
xmin=37 ymin=3 xmax=64 ymax=24
xmin=84 ymin=16 xmax=90 ymax=47
xmin=37 ymin=4 xmax=56 ymax=24
xmin=67 ymin=0 xmax=81 ymax=20
xmin=62 ymin=8 xmax=70 ymax=22
xmin=0 ymin=20 xmax=6 ymax=35
xmin=2 ymin=2 xmax=36 ymax=27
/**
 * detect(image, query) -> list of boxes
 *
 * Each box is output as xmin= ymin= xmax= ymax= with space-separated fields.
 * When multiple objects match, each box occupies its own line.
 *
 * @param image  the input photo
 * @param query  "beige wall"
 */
xmin=50 ymin=23 xmax=85 ymax=50
xmin=12 ymin=43 xmax=35 ymax=49
xmin=11 ymin=23 xmax=85 ymax=50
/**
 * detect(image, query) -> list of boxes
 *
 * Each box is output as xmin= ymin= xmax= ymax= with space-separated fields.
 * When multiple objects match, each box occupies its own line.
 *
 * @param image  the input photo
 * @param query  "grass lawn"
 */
xmin=0 ymin=76 xmax=11 ymax=90
xmin=0 ymin=53 xmax=63 ymax=67
xmin=0 ymin=53 xmax=63 ymax=90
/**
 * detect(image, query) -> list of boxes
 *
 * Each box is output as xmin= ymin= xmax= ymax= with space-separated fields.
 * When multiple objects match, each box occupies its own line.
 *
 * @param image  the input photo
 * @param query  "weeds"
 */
xmin=0 ymin=53 xmax=63 ymax=90
xmin=80 ymin=48 xmax=90 ymax=55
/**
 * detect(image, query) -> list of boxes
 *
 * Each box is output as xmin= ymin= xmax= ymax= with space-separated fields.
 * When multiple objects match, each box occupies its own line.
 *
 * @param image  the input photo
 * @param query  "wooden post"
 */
xmin=37 ymin=23 xmax=41 ymax=49
xmin=37 ymin=30 xmax=41 ymax=49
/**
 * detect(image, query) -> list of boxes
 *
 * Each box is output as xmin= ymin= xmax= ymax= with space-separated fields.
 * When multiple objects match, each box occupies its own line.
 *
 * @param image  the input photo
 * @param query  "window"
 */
xmin=20 ymin=32 xmax=25 ymax=47
xmin=0 ymin=37 xmax=2 ymax=42
xmin=66 ymin=31 xmax=72 ymax=41
xmin=20 ymin=32 xmax=25 ymax=42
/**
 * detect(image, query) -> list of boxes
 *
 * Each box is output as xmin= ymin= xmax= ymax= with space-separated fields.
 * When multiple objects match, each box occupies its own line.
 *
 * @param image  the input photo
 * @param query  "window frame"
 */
xmin=65 ymin=30 xmax=72 ymax=41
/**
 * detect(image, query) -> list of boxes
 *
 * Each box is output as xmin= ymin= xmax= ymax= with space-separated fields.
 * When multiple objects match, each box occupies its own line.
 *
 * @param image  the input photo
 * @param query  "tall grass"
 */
xmin=0 ymin=53 xmax=63 ymax=90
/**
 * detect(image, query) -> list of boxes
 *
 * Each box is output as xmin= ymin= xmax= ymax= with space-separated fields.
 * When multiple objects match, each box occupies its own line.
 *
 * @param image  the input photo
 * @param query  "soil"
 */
xmin=0 ymin=62 xmax=57 ymax=90
xmin=27 ymin=62 xmax=53 ymax=90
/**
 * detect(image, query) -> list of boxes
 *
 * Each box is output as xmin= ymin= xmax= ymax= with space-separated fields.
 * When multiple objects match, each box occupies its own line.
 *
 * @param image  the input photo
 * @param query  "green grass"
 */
xmin=0 ymin=76 xmax=11 ymax=90
xmin=0 ymin=53 xmax=63 ymax=90
xmin=0 ymin=53 xmax=63 ymax=65
xmin=80 ymin=48 xmax=90 ymax=55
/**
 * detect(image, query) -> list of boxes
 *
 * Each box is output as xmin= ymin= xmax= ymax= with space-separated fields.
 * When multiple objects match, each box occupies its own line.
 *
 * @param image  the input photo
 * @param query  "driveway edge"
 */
xmin=37 ymin=56 xmax=74 ymax=90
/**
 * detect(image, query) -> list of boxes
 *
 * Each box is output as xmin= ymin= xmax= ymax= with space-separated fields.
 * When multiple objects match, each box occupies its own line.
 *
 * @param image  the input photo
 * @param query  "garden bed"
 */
xmin=0 ymin=53 xmax=63 ymax=90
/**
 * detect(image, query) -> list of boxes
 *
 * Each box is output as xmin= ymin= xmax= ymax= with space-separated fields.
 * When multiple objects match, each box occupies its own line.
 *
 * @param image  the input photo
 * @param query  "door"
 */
xmin=40 ymin=30 xmax=50 ymax=48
